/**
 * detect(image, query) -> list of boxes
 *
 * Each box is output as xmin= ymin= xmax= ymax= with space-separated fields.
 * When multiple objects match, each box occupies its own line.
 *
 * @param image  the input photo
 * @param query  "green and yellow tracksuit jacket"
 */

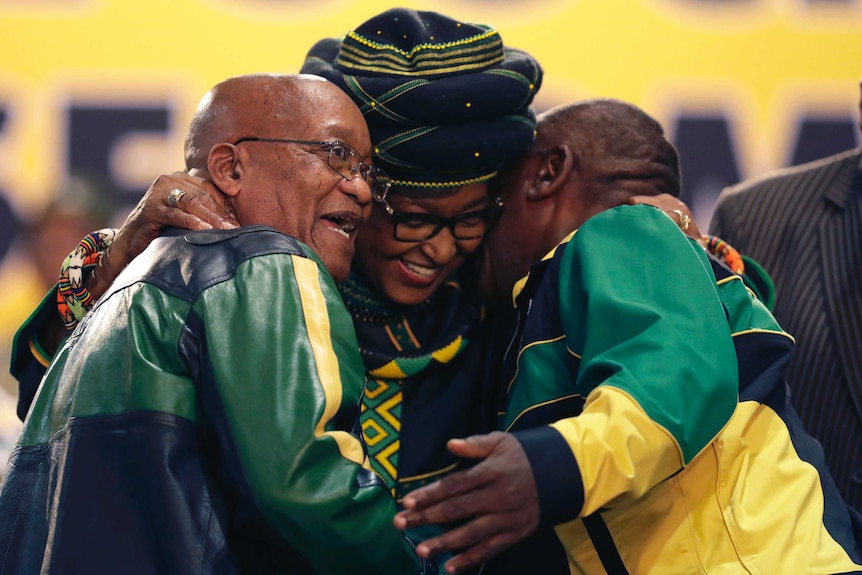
xmin=488 ymin=205 xmax=862 ymax=574
xmin=0 ymin=226 xmax=418 ymax=575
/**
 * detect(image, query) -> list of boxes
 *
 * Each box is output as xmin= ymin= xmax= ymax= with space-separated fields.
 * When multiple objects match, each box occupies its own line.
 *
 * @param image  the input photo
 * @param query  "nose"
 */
xmin=419 ymin=225 xmax=459 ymax=265
xmin=337 ymin=173 xmax=372 ymax=207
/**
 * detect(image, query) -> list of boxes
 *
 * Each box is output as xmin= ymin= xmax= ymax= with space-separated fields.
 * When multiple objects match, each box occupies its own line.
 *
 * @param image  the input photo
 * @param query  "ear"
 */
xmin=207 ymin=143 xmax=243 ymax=197
xmin=526 ymin=144 xmax=574 ymax=202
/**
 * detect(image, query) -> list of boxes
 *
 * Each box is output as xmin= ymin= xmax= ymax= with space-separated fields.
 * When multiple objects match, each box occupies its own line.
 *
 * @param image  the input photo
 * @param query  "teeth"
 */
xmin=325 ymin=216 xmax=353 ymax=239
xmin=403 ymin=260 xmax=437 ymax=278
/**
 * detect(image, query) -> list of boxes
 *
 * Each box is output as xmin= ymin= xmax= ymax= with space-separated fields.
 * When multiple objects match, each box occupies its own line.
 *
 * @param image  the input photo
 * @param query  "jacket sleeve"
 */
xmin=10 ymin=287 xmax=58 ymax=421
xmin=514 ymin=205 xmax=739 ymax=523
xmin=192 ymin=250 xmax=418 ymax=574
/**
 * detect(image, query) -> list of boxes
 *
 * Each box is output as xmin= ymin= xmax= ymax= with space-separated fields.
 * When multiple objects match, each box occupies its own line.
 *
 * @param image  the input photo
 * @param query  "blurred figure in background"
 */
xmin=27 ymin=174 xmax=118 ymax=290
xmin=710 ymin=80 xmax=862 ymax=512
xmin=0 ymin=173 xmax=116 ymax=473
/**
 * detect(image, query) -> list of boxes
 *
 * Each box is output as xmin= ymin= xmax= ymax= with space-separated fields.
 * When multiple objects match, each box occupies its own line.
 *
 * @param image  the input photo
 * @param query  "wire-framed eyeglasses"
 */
xmin=232 ymin=137 xmax=391 ymax=199
xmin=376 ymin=195 xmax=504 ymax=242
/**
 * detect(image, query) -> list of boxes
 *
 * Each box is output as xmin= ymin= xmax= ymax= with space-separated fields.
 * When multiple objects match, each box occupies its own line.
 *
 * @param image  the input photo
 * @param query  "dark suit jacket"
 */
xmin=710 ymin=147 xmax=862 ymax=512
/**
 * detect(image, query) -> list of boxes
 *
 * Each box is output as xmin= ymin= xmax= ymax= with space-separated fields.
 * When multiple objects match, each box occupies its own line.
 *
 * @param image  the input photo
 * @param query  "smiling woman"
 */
xmin=296 ymin=9 xmax=543 ymax=507
xmin=352 ymin=183 xmax=494 ymax=306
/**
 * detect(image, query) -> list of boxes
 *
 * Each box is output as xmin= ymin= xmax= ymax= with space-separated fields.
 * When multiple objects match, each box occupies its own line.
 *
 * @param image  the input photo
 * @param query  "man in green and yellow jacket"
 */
xmin=396 ymin=99 xmax=862 ymax=574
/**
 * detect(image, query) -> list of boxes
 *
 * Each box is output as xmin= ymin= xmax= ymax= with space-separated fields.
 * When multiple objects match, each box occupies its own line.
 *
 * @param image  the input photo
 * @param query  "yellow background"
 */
xmin=2 ymin=0 xmax=861 ymax=215
xmin=0 ymin=0 xmax=860 ymax=425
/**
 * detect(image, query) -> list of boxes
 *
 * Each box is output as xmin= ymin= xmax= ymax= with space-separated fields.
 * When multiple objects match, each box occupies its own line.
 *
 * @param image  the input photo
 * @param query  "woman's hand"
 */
xmin=627 ymin=194 xmax=704 ymax=242
xmin=89 ymin=172 xmax=239 ymax=300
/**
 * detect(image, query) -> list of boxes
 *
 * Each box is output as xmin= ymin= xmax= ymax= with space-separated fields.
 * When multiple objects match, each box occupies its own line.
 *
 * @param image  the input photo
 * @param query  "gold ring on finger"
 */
xmin=672 ymin=209 xmax=691 ymax=233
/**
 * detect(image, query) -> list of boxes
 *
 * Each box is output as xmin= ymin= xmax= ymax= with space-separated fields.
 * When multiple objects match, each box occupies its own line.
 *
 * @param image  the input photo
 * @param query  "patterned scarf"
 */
xmin=339 ymin=267 xmax=483 ymax=491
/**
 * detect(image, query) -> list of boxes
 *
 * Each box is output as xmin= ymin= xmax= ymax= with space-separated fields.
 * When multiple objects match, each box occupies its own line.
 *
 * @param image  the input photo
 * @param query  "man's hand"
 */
xmin=89 ymin=172 xmax=238 ymax=300
xmin=627 ymin=193 xmax=704 ymax=241
xmin=394 ymin=432 xmax=540 ymax=574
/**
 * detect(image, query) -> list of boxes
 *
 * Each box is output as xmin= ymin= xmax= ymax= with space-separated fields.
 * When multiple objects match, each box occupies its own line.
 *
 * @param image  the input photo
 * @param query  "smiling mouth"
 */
xmin=402 ymin=259 xmax=438 ymax=278
xmin=323 ymin=213 xmax=361 ymax=240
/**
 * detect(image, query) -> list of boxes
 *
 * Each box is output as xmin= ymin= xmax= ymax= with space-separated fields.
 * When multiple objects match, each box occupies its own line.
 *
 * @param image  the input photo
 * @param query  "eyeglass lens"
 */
xmin=394 ymin=209 xmax=492 ymax=242
xmin=326 ymin=143 xmax=390 ymax=199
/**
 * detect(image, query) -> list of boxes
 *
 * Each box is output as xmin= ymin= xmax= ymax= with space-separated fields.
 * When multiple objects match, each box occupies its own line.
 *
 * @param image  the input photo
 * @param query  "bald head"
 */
xmin=183 ymin=73 xmax=340 ymax=174
xmin=182 ymin=73 xmax=374 ymax=282
xmin=536 ymin=98 xmax=681 ymax=203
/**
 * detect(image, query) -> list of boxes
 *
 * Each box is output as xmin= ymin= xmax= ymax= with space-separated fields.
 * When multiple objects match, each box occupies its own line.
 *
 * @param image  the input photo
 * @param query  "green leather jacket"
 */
xmin=0 ymin=225 xmax=417 ymax=574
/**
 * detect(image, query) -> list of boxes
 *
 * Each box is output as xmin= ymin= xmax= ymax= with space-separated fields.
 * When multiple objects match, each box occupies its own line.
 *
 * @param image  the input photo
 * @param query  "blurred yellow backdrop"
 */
xmin=0 ymin=0 xmax=860 ymax=426
xmin=2 ymin=0 xmax=860 ymax=213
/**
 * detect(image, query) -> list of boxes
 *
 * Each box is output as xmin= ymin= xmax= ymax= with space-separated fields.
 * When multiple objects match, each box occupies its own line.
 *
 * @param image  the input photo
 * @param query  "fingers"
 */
xmin=412 ymin=509 xmax=539 ymax=574
xmin=399 ymin=433 xmax=510 ymax=511
xmin=415 ymin=514 xmax=501 ymax=557
xmin=414 ymin=514 xmax=514 ymax=573
xmin=398 ymin=463 xmax=490 ymax=519
xmin=628 ymin=193 xmax=703 ymax=240
xmin=177 ymin=188 xmax=238 ymax=231
xmin=397 ymin=487 xmax=487 ymax=530
xmin=168 ymin=203 xmax=217 ymax=231
xmin=153 ymin=173 xmax=238 ymax=230
xmin=442 ymin=531 xmax=517 ymax=574
xmin=89 ymin=172 xmax=237 ymax=299
xmin=446 ymin=432 xmax=506 ymax=460
xmin=395 ymin=434 xmax=541 ymax=574
xmin=182 ymin=178 xmax=239 ymax=229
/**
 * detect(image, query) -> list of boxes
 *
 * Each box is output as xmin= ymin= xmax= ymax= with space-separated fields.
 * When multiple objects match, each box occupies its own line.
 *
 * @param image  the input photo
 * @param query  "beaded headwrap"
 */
xmin=301 ymin=8 xmax=543 ymax=190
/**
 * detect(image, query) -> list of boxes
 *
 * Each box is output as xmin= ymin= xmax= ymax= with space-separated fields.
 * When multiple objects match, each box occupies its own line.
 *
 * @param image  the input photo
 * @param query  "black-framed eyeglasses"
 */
xmin=232 ymin=137 xmax=391 ymax=199
xmin=377 ymin=196 xmax=504 ymax=242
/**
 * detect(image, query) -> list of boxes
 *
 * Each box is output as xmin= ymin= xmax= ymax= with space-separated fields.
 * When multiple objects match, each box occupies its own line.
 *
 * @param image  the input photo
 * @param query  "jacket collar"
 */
xmin=511 ymin=229 xmax=579 ymax=307
xmin=822 ymin=147 xmax=862 ymax=210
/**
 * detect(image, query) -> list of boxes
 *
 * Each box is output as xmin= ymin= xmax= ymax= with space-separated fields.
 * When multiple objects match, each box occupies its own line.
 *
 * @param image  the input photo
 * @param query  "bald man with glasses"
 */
xmin=0 ymin=74 xmax=421 ymax=575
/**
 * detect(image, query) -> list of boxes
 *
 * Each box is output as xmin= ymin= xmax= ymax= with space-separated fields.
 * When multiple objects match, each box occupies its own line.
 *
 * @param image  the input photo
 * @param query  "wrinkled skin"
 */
xmin=87 ymin=171 xmax=238 ymax=301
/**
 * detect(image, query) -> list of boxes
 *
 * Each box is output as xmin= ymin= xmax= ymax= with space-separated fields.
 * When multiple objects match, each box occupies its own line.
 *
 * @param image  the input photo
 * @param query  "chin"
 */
xmin=384 ymin=283 xmax=437 ymax=306
xmin=392 ymin=293 xmax=432 ymax=306
xmin=330 ymin=268 xmax=350 ymax=283
xmin=321 ymin=252 xmax=353 ymax=284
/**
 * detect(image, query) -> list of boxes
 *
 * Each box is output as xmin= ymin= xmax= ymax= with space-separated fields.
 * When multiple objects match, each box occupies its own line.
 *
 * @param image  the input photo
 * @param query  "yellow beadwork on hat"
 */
xmin=391 ymin=171 xmax=498 ymax=189
xmin=300 ymin=8 xmax=543 ymax=192
xmin=338 ymin=27 xmax=504 ymax=77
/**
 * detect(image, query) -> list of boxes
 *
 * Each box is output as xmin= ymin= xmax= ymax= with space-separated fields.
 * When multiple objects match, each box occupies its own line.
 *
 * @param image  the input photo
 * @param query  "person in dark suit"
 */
xmin=709 ymin=80 xmax=862 ymax=513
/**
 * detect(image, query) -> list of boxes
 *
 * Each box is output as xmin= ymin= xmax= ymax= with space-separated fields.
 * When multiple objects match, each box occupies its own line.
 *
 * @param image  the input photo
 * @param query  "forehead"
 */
xmin=304 ymin=116 xmax=370 ymax=161
xmin=297 ymin=83 xmax=370 ymax=151
xmin=388 ymin=182 xmax=489 ymax=212
xmin=393 ymin=181 xmax=489 ymax=201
